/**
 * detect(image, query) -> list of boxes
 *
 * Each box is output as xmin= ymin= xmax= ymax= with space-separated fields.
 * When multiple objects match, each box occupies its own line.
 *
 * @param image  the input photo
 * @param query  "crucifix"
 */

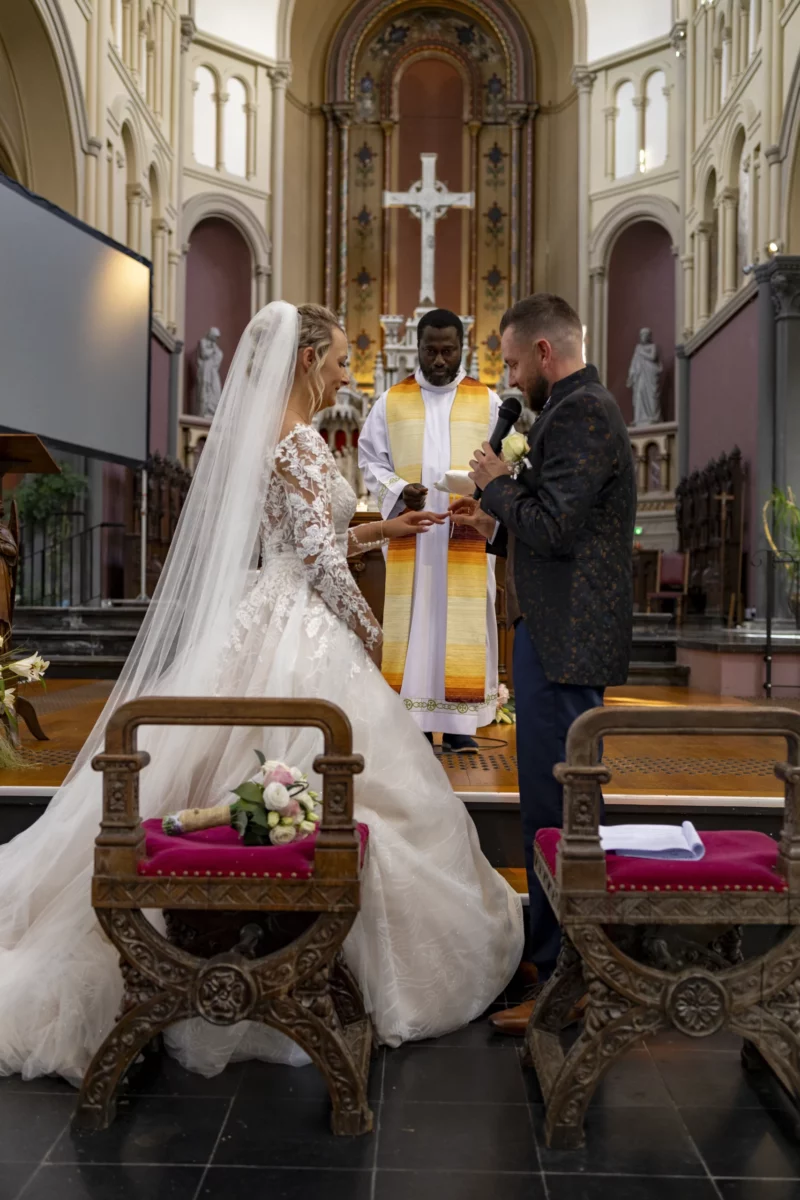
xmin=383 ymin=152 xmax=474 ymax=308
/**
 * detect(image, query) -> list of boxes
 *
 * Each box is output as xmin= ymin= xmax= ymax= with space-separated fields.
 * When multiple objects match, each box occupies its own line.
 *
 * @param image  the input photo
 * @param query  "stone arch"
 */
xmin=0 ymin=0 xmax=89 ymax=213
xmin=111 ymin=95 xmax=148 ymax=182
xmin=589 ymin=194 xmax=680 ymax=270
xmin=325 ymin=0 xmax=537 ymax=104
xmin=387 ymin=43 xmax=480 ymax=121
xmin=182 ymin=192 xmax=271 ymax=274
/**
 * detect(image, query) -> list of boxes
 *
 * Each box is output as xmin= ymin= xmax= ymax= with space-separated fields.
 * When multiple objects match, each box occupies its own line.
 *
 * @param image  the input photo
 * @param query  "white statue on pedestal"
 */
xmin=195 ymin=327 xmax=223 ymax=419
xmin=627 ymin=327 xmax=662 ymax=427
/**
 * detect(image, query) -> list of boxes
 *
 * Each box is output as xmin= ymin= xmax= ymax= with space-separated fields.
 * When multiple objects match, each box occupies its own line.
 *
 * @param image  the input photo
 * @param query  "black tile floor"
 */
xmin=4 ymin=1001 xmax=800 ymax=1200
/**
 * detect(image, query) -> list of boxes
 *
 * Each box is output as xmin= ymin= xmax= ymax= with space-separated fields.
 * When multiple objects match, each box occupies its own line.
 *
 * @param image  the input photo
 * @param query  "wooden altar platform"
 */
xmin=0 ymin=679 xmax=788 ymax=800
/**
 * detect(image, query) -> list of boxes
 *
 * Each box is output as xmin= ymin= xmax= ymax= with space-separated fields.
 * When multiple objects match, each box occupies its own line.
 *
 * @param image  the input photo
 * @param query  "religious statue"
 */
xmin=627 ymin=328 xmax=662 ymax=427
xmin=195 ymin=327 xmax=223 ymax=419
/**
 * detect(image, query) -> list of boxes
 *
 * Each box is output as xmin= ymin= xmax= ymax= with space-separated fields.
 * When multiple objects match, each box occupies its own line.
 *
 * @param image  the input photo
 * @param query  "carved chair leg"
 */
xmin=74 ymin=986 xmax=192 ymax=1132
xmin=330 ymin=955 xmax=368 ymax=1028
xmin=523 ymin=935 xmax=584 ymax=1075
xmin=541 ymin=976 xmax=665 ymax=1151
xmin=259 ymin=985 xmax=374 ymax=1136
xmin=731 ymin=1006 xmax=800 ymax=1104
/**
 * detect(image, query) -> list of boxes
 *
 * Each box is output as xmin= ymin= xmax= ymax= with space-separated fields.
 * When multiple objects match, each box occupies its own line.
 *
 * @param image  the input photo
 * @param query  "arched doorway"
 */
xmin=606 ymin=220 xmax=675 ymax=425
xmin=183 ymin=217 xmax=253 ymax=415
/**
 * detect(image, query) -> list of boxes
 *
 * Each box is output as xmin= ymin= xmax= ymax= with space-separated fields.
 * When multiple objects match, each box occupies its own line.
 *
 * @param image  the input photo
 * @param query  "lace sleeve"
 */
xmin=346 ymin=523 xmax=389 ymax=559
xmin=275 ymin=427 xmax=383 ymax=650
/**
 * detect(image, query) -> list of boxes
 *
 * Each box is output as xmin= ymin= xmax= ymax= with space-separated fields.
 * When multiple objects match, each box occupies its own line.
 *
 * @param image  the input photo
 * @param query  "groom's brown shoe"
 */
xmin=489 ymin=988 xmax=589 ymax=1037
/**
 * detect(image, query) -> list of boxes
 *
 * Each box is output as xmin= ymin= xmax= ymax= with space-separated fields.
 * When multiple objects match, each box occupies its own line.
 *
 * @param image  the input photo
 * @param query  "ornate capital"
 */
xmin=571 ymin=66 xmax=597 ymax=95
xmin=769 ymin=262 xmax=800 ymax=319
xmin=87 ymin=136 xmax=104 ymax=157
xmin=152 ymin=218 xmax=169 ymax=234
xmin=506 ymin=103 xmax=530 ymax=127
xmin=720 ymin=186 xmax=739 ymax=207
xmin=126 ymin=182 xmax=144 ymax=203
xmin=332 ymin=102 xmax=354 ymax=129
xmin=179 ymin=15 xmax=195 ymax=52
xmin=268 ymin=62 xmax=292 ymax=89
xmin=696 ymin=221 xmax=713 ymax=237
xmin=632 ymin=97 xmax=647 ymax=110
xmin=255 ymin=264 xmax=271 ymax=279
xmin=765 ymin=144 xmax=782 ymax=166
xmin=589 ymin=265 xmax=606 ymax=280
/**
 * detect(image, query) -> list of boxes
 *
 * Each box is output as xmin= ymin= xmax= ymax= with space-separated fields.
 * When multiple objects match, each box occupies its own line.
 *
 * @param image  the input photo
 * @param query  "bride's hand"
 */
xmin=384 ymin=510 xmax=447 ymax=538
xmin=448 ymin=498 xmax=497 ymax=542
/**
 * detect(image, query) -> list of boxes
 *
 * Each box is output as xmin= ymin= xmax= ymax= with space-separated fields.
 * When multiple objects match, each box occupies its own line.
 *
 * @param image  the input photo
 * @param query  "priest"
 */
xmin=359 ymin=309 xmax=500 ymax=752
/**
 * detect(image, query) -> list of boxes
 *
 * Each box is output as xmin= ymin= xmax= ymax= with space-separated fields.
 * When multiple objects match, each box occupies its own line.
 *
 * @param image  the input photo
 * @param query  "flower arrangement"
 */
xmin=0 ymin=636 xmax=49 ymax=769
xmin=496 ymin=683 xmax=515 ymax=725
xmin=501 ymin=432 xmax=530 ymax=471
xmin=163 ymin=753 xmax=321 ymax=847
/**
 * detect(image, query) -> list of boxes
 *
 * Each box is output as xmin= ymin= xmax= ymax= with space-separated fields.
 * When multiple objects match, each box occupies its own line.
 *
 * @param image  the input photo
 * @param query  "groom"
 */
xmin=457 ymin=293 xmax=636 ymax=1034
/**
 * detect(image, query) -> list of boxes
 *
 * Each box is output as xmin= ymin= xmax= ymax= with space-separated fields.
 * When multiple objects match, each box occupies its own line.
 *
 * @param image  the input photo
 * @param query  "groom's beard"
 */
xmin=526 ymin=374 xmax=550 ymax=413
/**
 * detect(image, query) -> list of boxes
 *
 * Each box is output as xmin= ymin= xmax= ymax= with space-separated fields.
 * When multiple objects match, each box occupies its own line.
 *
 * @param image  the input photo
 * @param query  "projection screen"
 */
xmin=0 ymin=174 xmax=151 ymax=466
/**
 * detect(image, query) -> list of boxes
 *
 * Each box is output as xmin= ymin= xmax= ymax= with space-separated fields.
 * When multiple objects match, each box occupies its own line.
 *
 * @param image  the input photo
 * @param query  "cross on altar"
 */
xmin=383 ymin=152 xmax=474 ymax=308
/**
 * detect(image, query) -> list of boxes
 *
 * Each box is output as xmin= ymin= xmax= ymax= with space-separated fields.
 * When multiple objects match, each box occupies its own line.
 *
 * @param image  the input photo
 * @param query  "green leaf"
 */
xmin=232 ymin=782 xmax=264 ymax=805
xmin=254 ymin=750 xmax=266 ymax=766
xmin=242 ymin=826 xmax=271 ymax=847
xmin=233 ymin=809 xmax=248 ymax=837
xmin=247 ymin=805 xmax=269 ymax=828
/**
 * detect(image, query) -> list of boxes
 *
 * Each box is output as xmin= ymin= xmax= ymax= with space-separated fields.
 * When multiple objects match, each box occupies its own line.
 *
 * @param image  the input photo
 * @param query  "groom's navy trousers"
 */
xmin=513 ymin=620 xmax=605 ymax=979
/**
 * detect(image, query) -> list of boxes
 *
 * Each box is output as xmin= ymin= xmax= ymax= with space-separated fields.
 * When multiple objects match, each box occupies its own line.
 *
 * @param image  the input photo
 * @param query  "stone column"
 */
xmin=127 ymin=183 xmax=143 ymax=253
xmin=154 ymin=0 xmax=165 ymax=118
xmin=152 ymin=218 xmax=167 ymax=320
xmin=589 ymin=265 xmax=606 ymax=378
xmin=765 ymin=144 xmax=782 ymax=252
xmin=215 ymin=89 xmax=228 ymax=172
xmin=676 ymin=344 xmax=690 ymax=480
xmin=753 ymin=259 xmax=779 ymax=613
xmin=245 ymin=103 xmax=256 ymax=179
xmin=122 ymin=0 xmax=133 ymax=69
xmin=721 ymin=28 xmax=732 ymax=100
xmin=525 ymin=105 xmax=538 ymax=296
xmin=697 ymin=222 xmax=711 ymax=322
xmin=255 ymin=263 xmax=270 ymax=309
xmin=681 ymin=252 xmax=694 ymax=340
xmin=321 ymin=105 xmax=335 ymax=310
xmin=508 ymin=105 xmax=528 ymax=305
xmin=632 ymin=96 xmax=646 ymax=169
xmin=748 ymin=0 xmax=759 ymax=61
xmin=167 ymin=245 xmax=180 ymax=332
xmin=721 ymin=187 xmax=739 ymax=298
xmin=770 ymin=260 xmax=800 ymax=502
xmin=333 ymin=103 xmax=353 ymax=322
xmin=572 ymin=67 xmax=596 ymax=327
xmin=603 ymin=106 xmax=617 ymax=180
xmin=268 ymin=64 xmax=290 ymax=300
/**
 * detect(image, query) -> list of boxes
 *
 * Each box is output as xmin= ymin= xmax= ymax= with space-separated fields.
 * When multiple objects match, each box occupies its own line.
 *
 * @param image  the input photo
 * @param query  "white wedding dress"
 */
xmin=0 ymin=419 xmax=523 ymax=1083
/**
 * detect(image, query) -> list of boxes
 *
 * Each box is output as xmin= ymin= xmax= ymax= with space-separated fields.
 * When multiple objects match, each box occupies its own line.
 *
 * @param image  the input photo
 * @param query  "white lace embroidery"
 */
xmin=260 ymin=425 xmax=382 ymax=649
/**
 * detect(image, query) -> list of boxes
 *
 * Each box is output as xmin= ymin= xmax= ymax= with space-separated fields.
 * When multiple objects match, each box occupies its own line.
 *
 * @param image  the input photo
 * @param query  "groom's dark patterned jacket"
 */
xmin=482 ymin=364 xmax=636 ymax=687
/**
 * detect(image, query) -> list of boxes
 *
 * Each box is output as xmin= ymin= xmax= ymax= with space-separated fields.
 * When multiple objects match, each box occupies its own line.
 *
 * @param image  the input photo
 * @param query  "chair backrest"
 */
xmin=659 ymin=551 xmax=687 ymax=591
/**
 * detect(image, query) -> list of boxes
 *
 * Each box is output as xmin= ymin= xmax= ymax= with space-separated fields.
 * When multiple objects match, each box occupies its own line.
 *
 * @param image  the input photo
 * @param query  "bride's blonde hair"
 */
xmin=297 ymin=303 xmax=344 ymax=415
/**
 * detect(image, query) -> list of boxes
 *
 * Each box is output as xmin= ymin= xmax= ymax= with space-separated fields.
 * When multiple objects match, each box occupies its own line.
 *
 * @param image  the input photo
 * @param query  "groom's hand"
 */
xmin=449 ymin=498 xmax=497 ymax=542
xmin=402 ymin=483 xmax=428 ymax=512
xmin=469 ymin=442 xmax=511 ymax=492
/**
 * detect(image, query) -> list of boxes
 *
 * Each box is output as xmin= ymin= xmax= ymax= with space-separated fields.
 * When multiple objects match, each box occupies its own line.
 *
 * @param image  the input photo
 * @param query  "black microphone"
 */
xmin=473 ymin=397 xmax=523 ymax=500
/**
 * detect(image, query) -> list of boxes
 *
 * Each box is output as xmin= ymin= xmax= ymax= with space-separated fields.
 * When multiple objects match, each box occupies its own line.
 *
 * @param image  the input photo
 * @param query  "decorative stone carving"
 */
xmin=194 ymin=328 xmax=223 ymax=419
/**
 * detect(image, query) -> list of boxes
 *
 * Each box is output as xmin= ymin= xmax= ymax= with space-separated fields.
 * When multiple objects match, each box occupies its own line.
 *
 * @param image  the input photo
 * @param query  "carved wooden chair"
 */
xmin=526 ymin=704 xmax=800 ymax=1150
xmin=75 ymin=696 xmax=374 ymax=1137
xmin=646 ymin=550 xmax=690 ymax=623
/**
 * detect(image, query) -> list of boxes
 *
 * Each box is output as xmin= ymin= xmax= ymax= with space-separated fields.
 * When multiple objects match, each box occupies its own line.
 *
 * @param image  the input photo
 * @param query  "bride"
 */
xmin=0 ymin=301 xmax=523 ymax=1084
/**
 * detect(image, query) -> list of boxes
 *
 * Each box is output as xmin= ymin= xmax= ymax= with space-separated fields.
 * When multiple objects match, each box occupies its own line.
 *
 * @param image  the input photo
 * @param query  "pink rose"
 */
xmin=264 ymin=765 xmax=294 ymax=787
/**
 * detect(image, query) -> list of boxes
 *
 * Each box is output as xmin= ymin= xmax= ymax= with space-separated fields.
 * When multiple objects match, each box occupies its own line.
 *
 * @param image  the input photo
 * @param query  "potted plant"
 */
xmin=763 ymin=487 xmax=800 ymax=618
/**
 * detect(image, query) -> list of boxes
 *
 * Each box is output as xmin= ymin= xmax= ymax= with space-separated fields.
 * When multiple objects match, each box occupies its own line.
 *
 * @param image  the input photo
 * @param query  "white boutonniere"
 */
xmin=501 ymin=432 xmax=530 ymax=475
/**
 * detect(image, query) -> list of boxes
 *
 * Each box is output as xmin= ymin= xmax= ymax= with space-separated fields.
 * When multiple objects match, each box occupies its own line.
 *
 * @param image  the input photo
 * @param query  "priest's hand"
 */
xmin=401 ymin=483 xmax=428 ymax=512
xmin=469 ymin=442 xmax=511 ymax=492
xmin=449 ymin=498 xmax=497 ymax=542
xmin=384 ymin=510 xmax=447 ymax=539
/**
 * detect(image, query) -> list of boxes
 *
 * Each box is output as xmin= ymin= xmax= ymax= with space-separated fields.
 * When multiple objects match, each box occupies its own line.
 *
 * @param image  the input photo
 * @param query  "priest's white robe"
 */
xmin=358 ymin=367 xmax=500 ymax=735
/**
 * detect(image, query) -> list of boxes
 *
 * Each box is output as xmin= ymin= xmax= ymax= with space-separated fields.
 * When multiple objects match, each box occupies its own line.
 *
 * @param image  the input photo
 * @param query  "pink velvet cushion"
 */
xmin=535 ymin=827 xmax=787 ymax=893
xmin=138 ymin=818 xmax=369 ymax=880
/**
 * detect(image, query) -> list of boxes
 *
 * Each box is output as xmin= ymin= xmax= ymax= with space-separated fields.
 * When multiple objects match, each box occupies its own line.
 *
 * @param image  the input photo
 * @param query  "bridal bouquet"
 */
xmin=496 ymin=683 xmax=515 ymax=726
xmin=0 ymin=636 xmax=49 ymax=769
xmin=162 ymin=753 xmax=321 ymax=847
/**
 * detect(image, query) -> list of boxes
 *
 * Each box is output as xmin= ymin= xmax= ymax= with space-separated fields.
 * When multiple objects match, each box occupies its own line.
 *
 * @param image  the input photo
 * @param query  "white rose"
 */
xmin=264 ymin=782 xmax=291 ymax=812
xmin=269 ymin=825 xmax=296 ymax=846
xmin=290 ymin=767 xmax=305 ymax=783
xmin=498 ymin=683 xmax=510 ymax=707
xmin=501 ymin=432 xmax=529 ymax=465
xmin=299 ymin=820 xmax=316 ymax=836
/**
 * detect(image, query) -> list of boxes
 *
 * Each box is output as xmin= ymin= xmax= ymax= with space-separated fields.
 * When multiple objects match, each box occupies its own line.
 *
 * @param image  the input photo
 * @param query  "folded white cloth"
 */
xmin=599 ymin=821 xmax=705 ymax=861
xmin=433 ymin=470 xmax=473 ymax=497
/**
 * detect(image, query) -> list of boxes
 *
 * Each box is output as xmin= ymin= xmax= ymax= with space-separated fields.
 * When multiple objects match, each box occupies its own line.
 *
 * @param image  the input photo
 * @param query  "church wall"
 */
xmin=282 ymin=100 xmax=326 ymax=305
xmin=585 ymin=0 xmax=671 ymax=64
xmin=534 ymin=100 xmax=580 ymax=305
xmin=606 ymin=220 xmax=675 ymax=424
